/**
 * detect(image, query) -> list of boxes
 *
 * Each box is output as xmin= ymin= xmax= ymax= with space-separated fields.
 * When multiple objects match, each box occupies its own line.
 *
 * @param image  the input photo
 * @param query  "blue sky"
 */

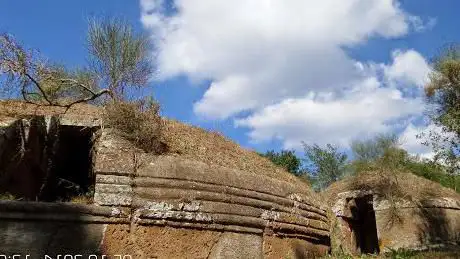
xmin=1 ymin=0 xmax=459 ymax=156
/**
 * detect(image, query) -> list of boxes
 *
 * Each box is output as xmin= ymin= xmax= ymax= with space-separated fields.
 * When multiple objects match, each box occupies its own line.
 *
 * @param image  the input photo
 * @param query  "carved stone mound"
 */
xmin=0 ymin=101 xmax=330 ymax=258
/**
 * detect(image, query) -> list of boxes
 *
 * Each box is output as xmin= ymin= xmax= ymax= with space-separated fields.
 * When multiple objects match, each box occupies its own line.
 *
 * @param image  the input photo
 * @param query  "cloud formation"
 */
xmin=141 ymin=0 xmax=433 ymax=152
xmin=384 ymin=50 xmax=431 ymax=87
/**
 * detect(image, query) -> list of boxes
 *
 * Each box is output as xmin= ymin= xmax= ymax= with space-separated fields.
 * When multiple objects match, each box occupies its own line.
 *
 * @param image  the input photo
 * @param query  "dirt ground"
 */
xmin=321 ymin=250 xmax=460 ymax=259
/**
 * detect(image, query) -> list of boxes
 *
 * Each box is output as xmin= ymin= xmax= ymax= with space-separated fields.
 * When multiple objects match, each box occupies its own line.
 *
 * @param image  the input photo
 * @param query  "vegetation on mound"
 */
xmin=103 ymin=99 xmax=164 ymax=153
xmin=261 ymin=44 xmax=460 ymax=195
xmin=262 ymin=133 xmax=459 ymax=194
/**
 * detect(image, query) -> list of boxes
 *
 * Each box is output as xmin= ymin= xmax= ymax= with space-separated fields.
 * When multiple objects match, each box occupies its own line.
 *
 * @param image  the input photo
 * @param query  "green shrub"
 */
xmin=259 ymin=150 xmax=303 ymax=176
xmin=405 ymin=159 xmax=460 ymax=192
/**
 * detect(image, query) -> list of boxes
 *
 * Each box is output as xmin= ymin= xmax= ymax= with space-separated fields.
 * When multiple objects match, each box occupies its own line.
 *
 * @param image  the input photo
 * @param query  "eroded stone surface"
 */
xmin=208 ymin=232 xmax=263 ymax=259
xmin=329 ymin=190 xmax=460 ymax=254
xmin=0 ymin=105 xmax=331 ymax=258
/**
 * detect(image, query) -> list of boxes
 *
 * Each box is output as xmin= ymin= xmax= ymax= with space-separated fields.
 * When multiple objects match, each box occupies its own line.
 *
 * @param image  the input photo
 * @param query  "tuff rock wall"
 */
xmin=0 ymin=115 xmax=330 ymax=258
xmin=331 ymin=190 xmax=460 ymax=254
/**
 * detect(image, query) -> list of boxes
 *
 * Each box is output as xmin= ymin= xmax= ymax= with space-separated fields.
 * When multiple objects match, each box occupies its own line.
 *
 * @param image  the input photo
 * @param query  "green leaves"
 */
xmin=351 ymin=133 xmax=399 ymax=163
xmin=87 ymin=18 xmax=153 ymax=100
xmin=423 ymin=44 xmax=460 ymax=176
xmin=260 ymin=150 xmax=303 ymax=176
xmin=302 ymin=143 xmax=348 ymax=190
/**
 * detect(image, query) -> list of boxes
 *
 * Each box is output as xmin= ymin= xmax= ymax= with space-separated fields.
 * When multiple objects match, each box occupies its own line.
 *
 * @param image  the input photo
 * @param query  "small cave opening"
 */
xmin=46 ymin=125 xmax=96 ymax=202
xmin=349 ymin=195 xmax=380 ymax=254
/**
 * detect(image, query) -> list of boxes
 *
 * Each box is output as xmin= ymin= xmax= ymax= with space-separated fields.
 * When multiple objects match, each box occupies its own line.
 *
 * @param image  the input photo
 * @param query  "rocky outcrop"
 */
xmin=93 ymin=130 xmax=330 ymax=258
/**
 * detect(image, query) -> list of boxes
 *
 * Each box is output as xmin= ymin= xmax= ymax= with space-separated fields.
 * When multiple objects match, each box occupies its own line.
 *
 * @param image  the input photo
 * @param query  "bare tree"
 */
xmin=0 ymin=34 xmax=110 ymax=108
xmin=0 ymin=18 xmax=154 ymax=107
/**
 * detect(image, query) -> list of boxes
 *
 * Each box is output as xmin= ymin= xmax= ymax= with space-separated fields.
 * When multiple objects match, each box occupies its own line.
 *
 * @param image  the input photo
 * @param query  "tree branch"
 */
xmin=23 ymin=72 xmax=53 ymax=105
xmin=60 ymin=89 xmax=111 ymax=109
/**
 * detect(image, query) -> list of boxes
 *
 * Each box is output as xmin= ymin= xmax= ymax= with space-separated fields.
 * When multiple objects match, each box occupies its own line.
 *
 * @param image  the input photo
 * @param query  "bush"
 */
xmin=103 ymin=99 xmax=164 ymax=153
xmin=259 ymin=150 xmax=303 ymax=176
xmin=405 ymin=158 xmax=460 ymax=193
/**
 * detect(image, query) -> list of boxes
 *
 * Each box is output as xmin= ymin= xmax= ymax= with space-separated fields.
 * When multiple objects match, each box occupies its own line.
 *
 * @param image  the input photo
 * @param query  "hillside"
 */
xmin=0 ymin=100 xmax=303 ymax=186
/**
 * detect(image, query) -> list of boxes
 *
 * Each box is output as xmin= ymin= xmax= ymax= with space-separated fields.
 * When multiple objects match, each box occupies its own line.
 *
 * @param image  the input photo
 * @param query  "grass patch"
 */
xmin=103 ymin=99 xmax=164 ymax=153
xmin=69 ymin=187 xmax=94 ymax=204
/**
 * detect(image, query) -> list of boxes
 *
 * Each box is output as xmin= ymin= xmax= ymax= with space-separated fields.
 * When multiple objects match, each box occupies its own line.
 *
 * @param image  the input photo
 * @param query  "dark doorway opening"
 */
xmin=350 ymin=195 xmax=380 ymax=254
xmin=1 ymin=117 xmax=97 ymax=202
xmin=49 ymin=125 xmax=95 ymax=201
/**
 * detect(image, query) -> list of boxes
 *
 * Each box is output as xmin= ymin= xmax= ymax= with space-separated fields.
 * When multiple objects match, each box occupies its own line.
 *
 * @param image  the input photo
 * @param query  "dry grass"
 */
xmin=0 ymin=99 xmax=101 ymax=119
xmin=161 ymin=118 xmax=302 ymax=184
xmin=102 ymin=100 xmax=164 ymax=153
xmin=70 ymin=195 xmax=93 ymax=204
xmin=323 ymin=171 xmax=460 ymax=206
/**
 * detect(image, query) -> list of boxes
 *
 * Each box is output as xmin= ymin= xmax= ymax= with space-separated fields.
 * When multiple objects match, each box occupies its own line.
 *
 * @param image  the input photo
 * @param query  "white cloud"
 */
xmin=141 ymin=0 xmax=434 ymax=154
xmin=236 ymin=77 xmax=424 ymax=149
xmin=399 ymin=123 xmax=435 ymax=159
xmin=384 ymin=49 xmax=432 ymax=87
xmin=141 ymin=0 xmax=428 ymax=119
xmin=408 ymin=16 xmax=437 ymax=32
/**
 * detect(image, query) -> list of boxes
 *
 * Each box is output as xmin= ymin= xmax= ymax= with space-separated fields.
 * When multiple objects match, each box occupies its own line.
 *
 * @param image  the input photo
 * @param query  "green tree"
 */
xmin=350 ymin=134 xmax=459 ymax=192
xmin=87 ymin=18 xmax=152 ymax=100
xmin=350 ymin=133 xmax=405 ymax=173
xmin=405 ymin=157 xmax=460 ymax=192
xmin=302 ymin=143 xmax=348 ymax=190
xmin=260 ymin=150 xmax=303 ymax=176
xmin=351 ymin=133 xmax=398 ymax=163
xmin=423 ymin=44 xmax=460 ymax=175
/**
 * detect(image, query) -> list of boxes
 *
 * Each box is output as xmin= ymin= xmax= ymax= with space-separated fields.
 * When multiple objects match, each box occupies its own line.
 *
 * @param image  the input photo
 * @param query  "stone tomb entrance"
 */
xmin=45 ymin=124 xmax=95 ymax=201
xmin=349 ymin=195 xmax=380 ymax=254
xmin=0 ymin=116 xmax=97 ymax=201
xmin=334 ymin=192 xmax=380 ymax=255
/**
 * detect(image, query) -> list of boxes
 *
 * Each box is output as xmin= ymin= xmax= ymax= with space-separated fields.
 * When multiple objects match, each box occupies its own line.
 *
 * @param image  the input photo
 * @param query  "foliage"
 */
xmin=385 ymin=248 xmax=418 ymax=259
xmin=349 ymin=134 xmax=410 ymax=174
xmin=259 ymin=150 xmax=303 ymax=176
xmin=422 ymin=43 xmax=460 ymax=176
xmin=405 ymin=157 xmax=460 ymax=192
xmin=349 ymin=133 xmax=460 ymax=193
xmin=351 ymin=133 xmax=399 ymax=163
xmin=103 ymin=98 xmax=164 ymax=153
xmin=302 ymin=143 xmax=348 ymax=190
xmin=87 ymin=17 xmax=153 ymax=100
